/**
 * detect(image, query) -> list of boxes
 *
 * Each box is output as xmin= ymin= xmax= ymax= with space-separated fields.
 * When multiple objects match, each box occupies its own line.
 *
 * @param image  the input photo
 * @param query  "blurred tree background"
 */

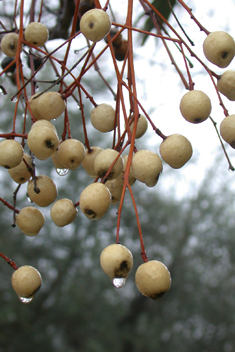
xmin=1 ymin=1 xmax=235 ymax=352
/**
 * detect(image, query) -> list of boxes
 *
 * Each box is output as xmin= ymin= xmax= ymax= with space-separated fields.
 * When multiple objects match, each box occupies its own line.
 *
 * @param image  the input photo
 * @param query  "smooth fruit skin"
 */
xmin=24 ymin=22 xmax=49 ymax=47
xmin=91 ymin=104 xmax=116 ymax=132
xmin=93 ymin=148 xmax=123 ymax=180
xmin=180 ymin=90 xmax=212 ymax=123
xmin=135 ymin=260 xmax=171 ymax=300
xmin=27 ymin=126 xmax=59 ymax=160
xmin=36 ymin=92 xmax=66 ymax=120
xmin=100 ymin=244 xmax=133 ymax=279
xmin=16 ymin=206 xmax=45 ymax=236
xmin=121 ymin=155 xmax=136 ymax=186
xmin=11 ymin=265 xmax=42 ymax=298
xmin=0 ymin=139 xmax=23 ymax=169
xmin=79 ymin=183 xmax=111 ymax=221
xmin=160 ymin=134 xmax=193 ymax=169
xmin=28 ymin=93 xmax=43 ymax=120
xmin=27 ymin=175 xmax=57 ymax=207
xmin=129 ymin=114 xmax=148 ymax=139
xmin=131 ymin=150 xmax=163 ymax=187
xmin=217 ymin=70 xmax=235 ymax=101
xmin=1 ymin=33 xmax=22 ymax=57
xmin=8 ymin=153 xmax=33 ymax=184
xmin=57 ymin=139 xmax=85 ymax=170
xmin=82 ymin=146 xmax=103 ymax=177
xmin=105 ymin=178 xmax=124 ymax=204
xmin=80 ymin=9 xmax=111 ymax=42
xmin=220 ymin=114 xmax=235 ymax=148
xmin=50 ymin=198 xmax=78 ymax=227
xmin=203 ymin=31 xmax=235 ymax=68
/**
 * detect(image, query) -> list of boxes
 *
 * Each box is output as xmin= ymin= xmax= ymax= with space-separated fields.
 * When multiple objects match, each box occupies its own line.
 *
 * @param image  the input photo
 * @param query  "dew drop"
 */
xmin=12 ymin=96 xmax=18 ymax=103
xmin=56 ymin=168 xmax=69 ymax=176
xmin=112 ymin=277 xmax=126 ymax=289
xmin=27 ymin=196 xmax=33 ymax=203
xmin=18 ymin=296 xmax=33 ymax=304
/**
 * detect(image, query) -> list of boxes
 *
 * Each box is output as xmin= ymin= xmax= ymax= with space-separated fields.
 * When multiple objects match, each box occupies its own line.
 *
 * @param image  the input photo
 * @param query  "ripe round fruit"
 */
xmin=91 ymin=104 xmax=116 ymax=132
xmin=24 ymin=22 xmax=49 ymax=47
xmin=135 ymin=260 xmax=171 ymax=300
xmin=121 ymin=155 xmax=136 ymax=186
xmin=217 ymin=70 xmax=235 ymax=101
xmin=27 ymin=125 xmax=59 ymax=160
xmin=1 ymin=33 xmax=22 ymax=57
xmin=36 ymin=92 xmax=66 ymax=120
xmin=105 ymin=178 xmax=124 ymax=204
xmin=80 ymin=9 xmax=111 ymax=42
xmin=180 ymin=90 xmax=212 ymax=123
xmin=131 ymin=150 xmax=163 ymax=187
xmin=79 ymin=182 xmax=111 ymax=221
xmin=93 ymin=148 xmax=123 ymax=180
xmin=27 ymin=175 xmax=57 ymax=207
xmin=100 ymin=244 xmax=133 ymax=281
xmin=0 ymin=139 xmax=23 ymax=169
xmin=203 ymin=31 xmax=235 ymax=68
xmin=28 ymin=93 xmax=43 ymax=120
xmin=82 ymin=146 xmax=103 ymax=177
xmin=57 ymin=139 xmax=85 ymax=170
xmin=160 ymin=134 xmax=193 ymax=169
xmin=129 ymin=114 xmax=148 ymax=139
xmin=50 ymin=198 xmax=78 ymax=227
xmin=31 ymin=119 xmax=57 ymax=133
xmin=220 ymin=114 xmax=235 ymax=148
xmin=16 ymin=206 xmax=45 ymax=236
xmin=8 ymin=153 xmax=33 ymax=184
xmin=11 ymin=265 xmax=42 ymax=299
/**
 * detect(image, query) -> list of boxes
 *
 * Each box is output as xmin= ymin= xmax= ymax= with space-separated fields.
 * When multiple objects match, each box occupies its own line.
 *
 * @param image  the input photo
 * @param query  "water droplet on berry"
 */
xmin=56 ymin=168 xmax=69 ymax=176
xmin=112 ymin=277 xmax=126 ymax=289
xmin=18 ymin=296 xmax=33 ymax=304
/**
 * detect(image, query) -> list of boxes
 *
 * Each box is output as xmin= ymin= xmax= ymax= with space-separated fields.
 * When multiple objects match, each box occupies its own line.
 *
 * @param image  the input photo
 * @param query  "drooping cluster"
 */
xmin=0 ymin=2 xmax=235 ymax=305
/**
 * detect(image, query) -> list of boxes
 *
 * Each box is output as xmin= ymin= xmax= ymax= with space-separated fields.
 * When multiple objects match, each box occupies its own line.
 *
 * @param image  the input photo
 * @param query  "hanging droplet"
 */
xmin=12 ymin=96 xmax=18 ymax=103
xmin=18 ymin=296 xmax=33 ymax=304
xmin=27 ymin=196 xmax=33 ymax=203
xmin=56 ymin=168 xmax=69 ymax=176
xmin=112 ymin=277 xmax=126 ymax=289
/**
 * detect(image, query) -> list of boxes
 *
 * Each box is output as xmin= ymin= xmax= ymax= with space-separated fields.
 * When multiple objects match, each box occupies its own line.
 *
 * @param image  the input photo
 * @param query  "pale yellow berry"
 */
xmin=16 ymin=206 xmax=45 ymax=236
xmin=50 ymin=198 xmax=78 ymax=227
xmin=24 ymin=22 xmax=49 ymax=47
xmin=1 ymin=33 xmax=22 ymax=57
xmin=100 ymin=244 xmax=133 ymax=286
xmin=220 ymin=114 xmax=235 ymax=148
xmin=27 ymin=126 xmax=59 ymax=160
xmin=82 ymin=146 xmax=103 ymax=177
xmin=80 ymin=9 xmax=111 ymax=42
xmin=217 ymin=70 xmax=235 ymax=101
xmin=8 ymin=153 xmax=33 ymax=184
xmin=11 ymin=265 xmax=42 ymax=299
xmin=79 ymin=182 xmax=111 ymax=221
xmin=27 ymin=175 xmax=57 ymax=207
xmin=160 ymin=134 xmax=193 ymax=169
xmin=135 ymin=260 xmax=171 ymax=300
xmin=0 ymin=139 xmax=23 ymax=169
xmin=203 ymin=31 xmax=235 ymax=68
xmin=57 ymin=139 xmax=85 ymax=170
xmin=180 ymin=90 xmax=212 ymax=123
xmin=36 ymin=92 xmax=66 ymax=120
xmin=91 ymin=104 xmax=116 ymax=132
xmin=129 ymin=114 xmax=148 ymax=139
xmin=93 ymin=148 xmax=123 ymax=180
xmin=131 ymin=150 xmax=162 ymax=187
